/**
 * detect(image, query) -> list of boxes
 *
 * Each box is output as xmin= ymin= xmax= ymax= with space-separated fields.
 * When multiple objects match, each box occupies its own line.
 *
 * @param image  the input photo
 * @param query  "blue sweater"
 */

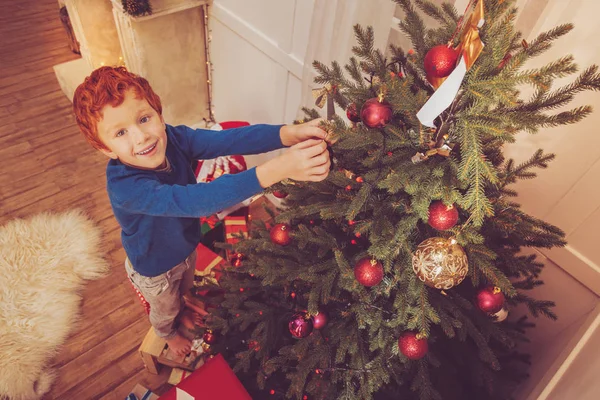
xmin=107 ymin=123 xmax=284 ymax=277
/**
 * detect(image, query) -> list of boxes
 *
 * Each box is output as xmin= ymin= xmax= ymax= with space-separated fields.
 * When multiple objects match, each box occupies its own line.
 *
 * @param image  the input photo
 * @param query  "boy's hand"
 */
xmin=280 ymin=118 xmax=329 ymax=146
xmin=256 ymin=139 xmax=330 ymax=187
xmin=284 ymin=139 xmax=331 ymax=182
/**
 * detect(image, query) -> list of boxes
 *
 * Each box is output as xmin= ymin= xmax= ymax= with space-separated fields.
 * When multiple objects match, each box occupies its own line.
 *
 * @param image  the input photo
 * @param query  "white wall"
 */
xmin=209 ymin=0 xmax=314 ymax=167
xmin=210 ymin=0 xmax=313 ymax=125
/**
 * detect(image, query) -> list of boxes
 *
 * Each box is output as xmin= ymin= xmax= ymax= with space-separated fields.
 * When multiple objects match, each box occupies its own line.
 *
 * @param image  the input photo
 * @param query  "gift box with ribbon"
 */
xmin=223 ymin=215 xmax=248 ymax=261
xmin=126 ymin=384 xmax=159 ymax=400
xmin=158 ymin=354 xmax=251 ymax=400
xmin=194 ymin=243 xmax=226 ymax=287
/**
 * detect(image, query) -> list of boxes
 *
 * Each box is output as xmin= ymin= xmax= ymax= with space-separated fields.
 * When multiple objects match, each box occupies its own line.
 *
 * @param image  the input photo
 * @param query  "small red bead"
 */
xmin=250 ymin=273 xmax=255 ymax=277
xmin=259 ymin=311 xmax=263 ymax=315
xmin=408 ymin=49 xmax=415 ymax=55
xmin=387 ymin=151 xmax=393 ymax=156
xmin=309 ymin=220 xmax=314 ymax=224
xmin=270 ymin=390 xmax=275 ymax=395
xmin=356 ymin=177 xmax=364 ymax=183
xmin=351 ymin=240 xmax=357 ymax=245
xmin=303 ymin=396 xmax=308 ymax=400
xmin=345 ymin=185 xmax=352 ymax=191
xmin=239 ymin=288 xmax=244 ymax=292
xmin=348 ymin=220 xmax=355 ymax=225
xmin=355 ymin=232 xmax=361 ymax=238
xmin=235 ymin=313 xmax=240 ymax=317
xmin=290 ymin=292 xmax=296 ymax=298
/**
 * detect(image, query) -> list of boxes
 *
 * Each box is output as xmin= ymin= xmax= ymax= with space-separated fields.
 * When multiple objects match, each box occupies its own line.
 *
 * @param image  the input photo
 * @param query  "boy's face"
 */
xmin=97 ymin=89 xmax=167 ymax=170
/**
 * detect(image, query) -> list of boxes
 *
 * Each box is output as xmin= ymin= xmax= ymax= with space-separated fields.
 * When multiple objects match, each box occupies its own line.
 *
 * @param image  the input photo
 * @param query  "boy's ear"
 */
xmin=99 ymin=148 xmax=118 ymax=160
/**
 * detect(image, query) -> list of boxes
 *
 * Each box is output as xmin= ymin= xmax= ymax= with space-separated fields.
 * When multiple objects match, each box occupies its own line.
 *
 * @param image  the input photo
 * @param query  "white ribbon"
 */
xmin=416 ymin=55 xmax=468 ymax=128
xmin=176 ymin=387 xmax=195 ymax=400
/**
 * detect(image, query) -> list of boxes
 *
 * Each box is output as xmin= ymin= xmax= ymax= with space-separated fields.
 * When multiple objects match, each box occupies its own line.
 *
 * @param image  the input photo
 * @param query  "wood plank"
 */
xmin=108 ymin=367 xmax=172 ymax=399
xmin=50 ymin=316 xmax=151 ymax=398
xmin=51 ymin=349 xmax=144 ymax=400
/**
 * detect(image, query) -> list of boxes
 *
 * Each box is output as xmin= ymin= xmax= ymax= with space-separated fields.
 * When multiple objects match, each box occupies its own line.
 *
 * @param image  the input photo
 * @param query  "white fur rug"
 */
xmin=0 ymin=210 xmax=108 ymax=400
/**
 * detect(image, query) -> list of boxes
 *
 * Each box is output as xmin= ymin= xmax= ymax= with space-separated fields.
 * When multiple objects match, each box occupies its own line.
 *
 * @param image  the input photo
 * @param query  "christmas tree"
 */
xmin=201 ymin=1 xmax=600 ymax=399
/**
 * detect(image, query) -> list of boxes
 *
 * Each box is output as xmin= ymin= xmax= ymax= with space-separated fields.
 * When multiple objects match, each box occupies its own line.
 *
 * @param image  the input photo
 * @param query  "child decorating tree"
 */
xmin=72 ymin=66 xmax=331 ymax=356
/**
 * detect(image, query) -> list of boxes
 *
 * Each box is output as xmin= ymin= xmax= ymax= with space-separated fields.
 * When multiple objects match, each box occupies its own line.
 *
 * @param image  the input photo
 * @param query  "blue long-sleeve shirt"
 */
xmin=107 ymin=123 xmax=284 ymax=276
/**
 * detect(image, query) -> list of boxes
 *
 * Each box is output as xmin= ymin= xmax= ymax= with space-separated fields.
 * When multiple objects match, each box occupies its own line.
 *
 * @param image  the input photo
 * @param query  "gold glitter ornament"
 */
xmin=412 ymin=237 xmax=468 ymax=289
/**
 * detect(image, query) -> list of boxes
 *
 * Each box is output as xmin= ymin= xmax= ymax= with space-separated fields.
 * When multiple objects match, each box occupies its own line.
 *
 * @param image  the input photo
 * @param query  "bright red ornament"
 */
xmin=346 ymin=103 xmax=361 ymax=123
xmin=477 ymin=286 xmax=505 ymax=314
xmin=354 ymin=258 xmax=384 ymax=287
xmin=273 ymin=190 xmax=288 ymax=199
xmin=203 ymin=330 xmax=217 ymax=344
xmin=231 ymin=252 xmax=244 ymax=267
xmin=312 ymin=310 xmax=328 ymax=330
xmin=248 ymin=339 xmax=260 ymax=351
xmin=289 ymin=311 xmax=314 ymax=338
xmin=360 ymin=97 xmax=392 ymax=128
xmin=270 ymin=223 xmax=291 ymax=246
xmin=398 ymin=332 xmax=428 ymax=360
xmin=424 ymin=45 xmax=458 ymax=78
xmin=428 ymin=201 xmax=459 ymax=230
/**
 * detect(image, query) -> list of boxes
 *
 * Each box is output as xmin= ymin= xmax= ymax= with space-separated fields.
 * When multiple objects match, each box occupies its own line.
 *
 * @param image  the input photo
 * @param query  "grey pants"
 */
xmin=125 ymin=251 xmax=197 ymax=339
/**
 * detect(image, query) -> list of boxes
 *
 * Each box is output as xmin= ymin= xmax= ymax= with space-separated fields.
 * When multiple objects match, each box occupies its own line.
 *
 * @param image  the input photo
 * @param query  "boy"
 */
xmin=73 ymin=66 xmax=330 ymax=356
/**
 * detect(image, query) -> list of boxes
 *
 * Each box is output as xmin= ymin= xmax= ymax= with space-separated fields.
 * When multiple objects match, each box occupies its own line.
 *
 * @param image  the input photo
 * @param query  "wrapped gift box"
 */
xmin=194 ymin=243 xmax=226 ymax=286
xmin=139 ymin=327 xmax=202 ymax=374
xmin=223 ymin=215 xmax=249 ymax=262
xmin=127 ymin=384 xmax=159 ymax=400
xmin=158 ymin=354 xmax=251 ymax=400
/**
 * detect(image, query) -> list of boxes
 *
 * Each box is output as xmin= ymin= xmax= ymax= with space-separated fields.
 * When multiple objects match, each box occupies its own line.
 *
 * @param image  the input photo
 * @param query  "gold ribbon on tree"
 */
xmin=412 ymin=134 xmax=456 ymax=163
xmin=456 ymin=0 xmax=485 ymax=71
xmin=312 ymin=83 xmax=334 ymax=109
xmin=312 ymin=83 xmax=338 ymax=120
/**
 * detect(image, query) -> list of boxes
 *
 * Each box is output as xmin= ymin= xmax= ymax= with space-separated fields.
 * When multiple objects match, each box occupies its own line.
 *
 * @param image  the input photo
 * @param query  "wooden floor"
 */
xmin=0 ymin=0 xmax=172 ymax=398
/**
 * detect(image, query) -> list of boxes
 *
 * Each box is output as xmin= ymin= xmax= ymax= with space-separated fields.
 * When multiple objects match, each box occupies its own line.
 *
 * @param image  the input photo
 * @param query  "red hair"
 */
xmin=73 ymin=66 xmax=162 ymax=150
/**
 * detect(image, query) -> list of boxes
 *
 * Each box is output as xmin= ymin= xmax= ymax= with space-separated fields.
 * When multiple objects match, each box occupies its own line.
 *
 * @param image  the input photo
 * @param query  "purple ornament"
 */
xmin=288 ymin=312 xmax=314 ymax=338
xmin=312 ymin=311 xmax=328 ymax=330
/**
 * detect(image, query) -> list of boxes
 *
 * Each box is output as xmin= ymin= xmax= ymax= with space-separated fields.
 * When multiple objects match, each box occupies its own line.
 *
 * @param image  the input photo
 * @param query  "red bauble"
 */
xmin=312 ymin=310 xmax=328 ymax=330
xmin=248 ymin=339 xmax=260 ymax=351
xmin=230 ymin=252 xmax=244 ymax=267
xmin=270 ymin=223 xmax=291 ymax=246
xmin=360 ymin=98 xmax=392 ymax=128
xmin=289 ymin=311 xmax=314 ymax=338
xmin=398 ymin=332 xmax=428 ymax=360
xmin=346 ymin=103 xmax=361 ymax=123
xmin=354 ymin=258 xmax=384 ymax=287
xmin=273 ymin=190 xmax=288 ymax=199
xmin=203 ymin=330 xmax=217 ymax=344
xmin=428 ymin=201 xmax=459 ymax=230
xmin=424 ymin=45 xmax=458 ymax=78
xmin=477 ymin=286 xmax=506 ymax=314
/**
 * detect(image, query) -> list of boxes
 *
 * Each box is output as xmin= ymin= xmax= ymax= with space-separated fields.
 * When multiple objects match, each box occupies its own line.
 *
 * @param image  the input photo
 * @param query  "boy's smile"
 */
xmin=97 ymin=89 xmax=167 ymax=170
